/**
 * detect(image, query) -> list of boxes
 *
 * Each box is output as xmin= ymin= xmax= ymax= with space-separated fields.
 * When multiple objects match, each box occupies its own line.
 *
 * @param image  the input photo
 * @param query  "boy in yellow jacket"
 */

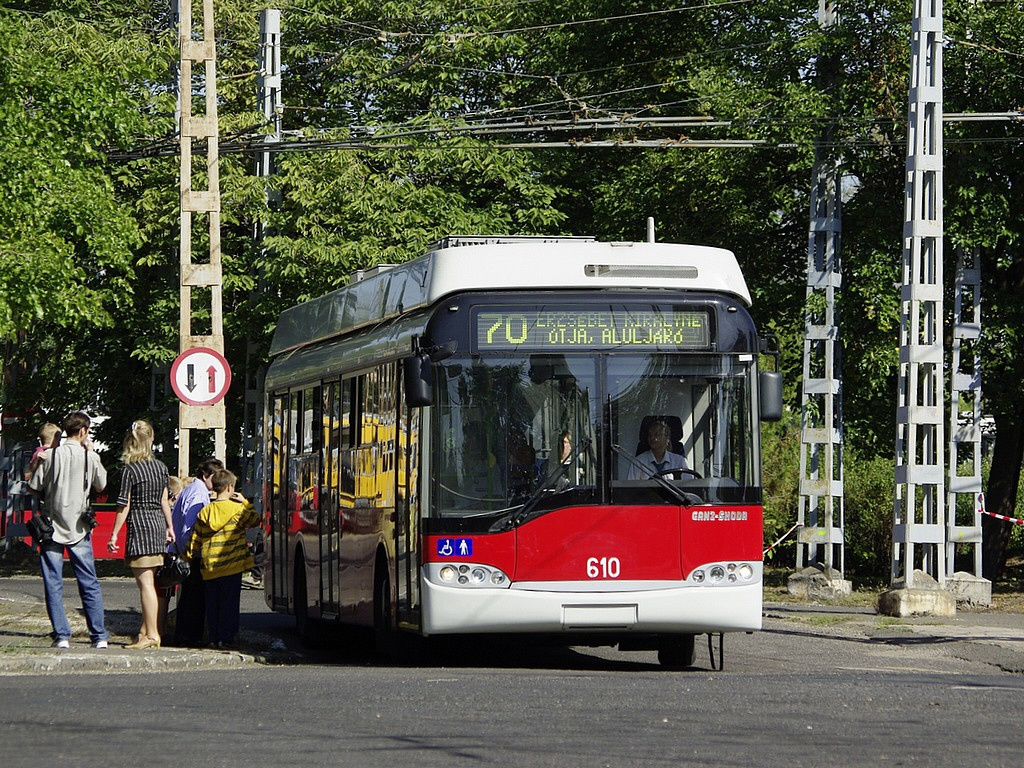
xmin=185 ymin=469 xmax=260 ymax=648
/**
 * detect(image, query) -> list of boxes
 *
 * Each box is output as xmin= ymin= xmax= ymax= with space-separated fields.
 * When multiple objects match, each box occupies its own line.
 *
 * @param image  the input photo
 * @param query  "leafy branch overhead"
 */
xmin=1 ymin=1 xmax=1023 ymax=579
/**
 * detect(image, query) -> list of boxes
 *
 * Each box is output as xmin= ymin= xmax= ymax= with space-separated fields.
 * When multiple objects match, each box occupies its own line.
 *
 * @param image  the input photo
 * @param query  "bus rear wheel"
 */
xmin=657 ymin=633 xmax=696 ymax=668
xmin=293 ymin=559 xmax=314 ymax=646
xmin=373 ymin=567 xmax=394 ymax=661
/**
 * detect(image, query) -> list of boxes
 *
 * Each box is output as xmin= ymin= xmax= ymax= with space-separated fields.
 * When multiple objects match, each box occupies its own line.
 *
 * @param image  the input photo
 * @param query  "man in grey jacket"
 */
xmin=29 ymin=411 xmax=109 ymax=649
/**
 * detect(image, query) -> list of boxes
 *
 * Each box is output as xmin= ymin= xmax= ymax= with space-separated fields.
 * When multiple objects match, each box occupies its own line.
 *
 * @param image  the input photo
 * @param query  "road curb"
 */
xmin=0 ymin=647 xmax=262 ymax=674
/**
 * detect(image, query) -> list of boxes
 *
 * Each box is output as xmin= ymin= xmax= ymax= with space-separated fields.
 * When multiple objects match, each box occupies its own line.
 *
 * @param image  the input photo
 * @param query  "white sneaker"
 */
xmin=93 ymin=640 xmax=108 ymax=649
xmin=241 ymin=574 xmax=263 ymax=589
xmin=51 ymin=639 xmax=70 ymax=649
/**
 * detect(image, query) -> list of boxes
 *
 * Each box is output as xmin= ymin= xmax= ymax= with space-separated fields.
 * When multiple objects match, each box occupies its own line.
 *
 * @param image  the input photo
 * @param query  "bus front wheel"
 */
xmin=657 ymin=633 xmax=696 ymax=669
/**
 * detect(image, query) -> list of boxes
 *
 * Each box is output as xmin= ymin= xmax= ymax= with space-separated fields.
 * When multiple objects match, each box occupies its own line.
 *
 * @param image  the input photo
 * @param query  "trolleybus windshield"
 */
xmin=432 ymin=350 xmax=760 ymax=531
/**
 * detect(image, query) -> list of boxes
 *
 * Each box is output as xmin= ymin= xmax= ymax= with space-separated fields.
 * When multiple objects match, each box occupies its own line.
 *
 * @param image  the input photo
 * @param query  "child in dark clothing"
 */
xmin=184 ymin=469 xmax=260 ymax=648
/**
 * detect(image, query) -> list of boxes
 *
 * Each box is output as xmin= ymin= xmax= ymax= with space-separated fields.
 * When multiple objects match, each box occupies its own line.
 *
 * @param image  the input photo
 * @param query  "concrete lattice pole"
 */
xmin=946 ymin=248 xmax=990 ymax=603
xmin=891 ymin=0 xmax=946 ymax=591
xmin=796 ymin=1 xmax=845 ymax=581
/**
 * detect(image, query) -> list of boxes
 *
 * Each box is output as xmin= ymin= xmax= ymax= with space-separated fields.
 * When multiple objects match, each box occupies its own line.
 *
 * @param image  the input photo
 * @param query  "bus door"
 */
xmin=320 ymin=382 xmax=341 ymax=617
xmin=339 ymin=372 xmax=378 ymax=617
xmin=268 ymin=393 xmax=290 ymax=611
xmin=396 ymin=390 xmax=422 ymax=630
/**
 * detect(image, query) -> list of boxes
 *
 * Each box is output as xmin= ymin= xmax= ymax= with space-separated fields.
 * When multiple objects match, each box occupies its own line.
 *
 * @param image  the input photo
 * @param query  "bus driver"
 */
xmin=626 ymin=419 xmax=688 ymax=480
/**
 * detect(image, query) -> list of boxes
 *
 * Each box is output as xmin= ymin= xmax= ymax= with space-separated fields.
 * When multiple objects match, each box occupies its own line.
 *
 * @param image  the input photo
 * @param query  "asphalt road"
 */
xmin=0 ymin=650 xmax=1021 ymax=767
xmin=1 ymin=576 xmax=1023 ymax=767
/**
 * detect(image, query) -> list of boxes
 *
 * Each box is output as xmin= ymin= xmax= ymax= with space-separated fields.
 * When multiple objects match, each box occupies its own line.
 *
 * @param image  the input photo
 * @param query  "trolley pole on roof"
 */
xmin=792 ymin=0 xmax=850 ymax=599
xmin=176 ymin=0 xmax=227 ymax=471
xmin=881 ymin=0 xmax=953 ymax=616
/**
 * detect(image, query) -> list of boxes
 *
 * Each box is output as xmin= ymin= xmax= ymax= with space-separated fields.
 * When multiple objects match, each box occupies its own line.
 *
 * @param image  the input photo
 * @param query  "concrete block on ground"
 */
xmin=787 ymin=565 xmax=853 ymax=600
xmin=946 ymin=572 xmax=992 ymax=607
xmin=878 ymin=570 xmax=957 ymax=617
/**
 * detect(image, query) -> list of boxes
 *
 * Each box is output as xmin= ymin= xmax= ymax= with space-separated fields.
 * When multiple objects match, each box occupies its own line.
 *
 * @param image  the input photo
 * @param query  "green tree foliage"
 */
xmin=2 ymin=2 xmax=1023 ymax=582
xmin=0 ymin=7 xmax=173 ymax=443
xmin=0 ymin=10 xmax=167 ymax=339
xmin=941 ymin=2 xmax=1024 ymax=579
xmin=760 ymin=413 xmax=802 ymax=566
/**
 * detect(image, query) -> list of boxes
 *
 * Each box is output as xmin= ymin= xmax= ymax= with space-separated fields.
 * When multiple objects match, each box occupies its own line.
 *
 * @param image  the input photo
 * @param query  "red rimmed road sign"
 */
xmin=170 ymin=347 xmax=232 ymax=406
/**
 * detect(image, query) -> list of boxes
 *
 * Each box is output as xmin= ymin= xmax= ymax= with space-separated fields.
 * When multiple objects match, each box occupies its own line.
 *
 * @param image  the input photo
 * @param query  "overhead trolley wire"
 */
xmin=103 ymin=109 xmax=1024 ymax=163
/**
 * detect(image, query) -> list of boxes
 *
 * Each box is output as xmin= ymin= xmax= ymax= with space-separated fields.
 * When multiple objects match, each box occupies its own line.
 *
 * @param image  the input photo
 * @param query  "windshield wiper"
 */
xmin=611 ymin=443 xmax=694 ymax=508
xmin=494 ymin=438 xmax=593 ymax=530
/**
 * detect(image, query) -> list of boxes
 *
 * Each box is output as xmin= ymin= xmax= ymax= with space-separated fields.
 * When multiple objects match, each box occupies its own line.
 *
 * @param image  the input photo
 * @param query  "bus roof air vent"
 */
xmin=348 ymin=264 xmax=398 ymax=284
xmin=585 ymin=264 xmax=699 ymax=279
xmin=430 ymin=235 xmax=597 ymax=250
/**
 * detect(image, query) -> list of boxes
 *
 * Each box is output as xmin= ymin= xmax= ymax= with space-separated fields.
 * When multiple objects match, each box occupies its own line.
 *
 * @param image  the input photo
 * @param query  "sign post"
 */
xmin=177 ymin=0 xmax=226 ymax=472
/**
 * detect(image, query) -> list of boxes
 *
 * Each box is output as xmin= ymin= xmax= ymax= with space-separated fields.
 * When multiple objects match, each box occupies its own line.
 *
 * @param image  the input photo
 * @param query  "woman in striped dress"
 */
xmin=108 ymin=420 xmax=174 ymax=649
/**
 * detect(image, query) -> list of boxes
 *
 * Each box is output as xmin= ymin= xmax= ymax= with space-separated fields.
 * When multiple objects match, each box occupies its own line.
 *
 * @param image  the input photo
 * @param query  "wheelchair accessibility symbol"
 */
xmin=437 ymin=538 xmax=473 ymax=557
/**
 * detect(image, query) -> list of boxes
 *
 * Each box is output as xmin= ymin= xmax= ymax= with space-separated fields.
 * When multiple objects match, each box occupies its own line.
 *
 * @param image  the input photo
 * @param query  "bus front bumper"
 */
xmin=420 ymin=578 xmax=762 ymax=636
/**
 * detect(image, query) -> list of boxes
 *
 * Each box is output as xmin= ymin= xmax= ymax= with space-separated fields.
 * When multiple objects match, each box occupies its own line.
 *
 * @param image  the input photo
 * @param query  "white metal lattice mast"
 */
xmin=946 ymin=248 xmax=986 ymax=585
xmin=891 ymin=0 xmax=945 ymax=588
xmin=797 ymin=1 xmax=844 ymax=575
xmin=178 ymin=0 xmax=226 ymax=468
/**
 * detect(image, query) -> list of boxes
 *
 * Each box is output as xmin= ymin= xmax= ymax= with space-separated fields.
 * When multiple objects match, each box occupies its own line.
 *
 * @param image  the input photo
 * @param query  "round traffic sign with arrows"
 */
xmin=170 ymin=347 xmax=233 ymax=406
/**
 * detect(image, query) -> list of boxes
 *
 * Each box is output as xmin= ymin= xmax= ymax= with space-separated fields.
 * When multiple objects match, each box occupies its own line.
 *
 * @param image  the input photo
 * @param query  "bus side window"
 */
xmin=340 ymin=377 xmax=356 ymax=497
xmin=302 ymin=387 xmax=315 ymax=454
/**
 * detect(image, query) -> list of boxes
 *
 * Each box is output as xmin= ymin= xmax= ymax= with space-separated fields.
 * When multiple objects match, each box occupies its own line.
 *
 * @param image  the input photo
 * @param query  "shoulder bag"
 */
xmin=26 ymin=513 xmax=55 ymax=546
xmin=155 ymin=552 xmax=191 ymax=588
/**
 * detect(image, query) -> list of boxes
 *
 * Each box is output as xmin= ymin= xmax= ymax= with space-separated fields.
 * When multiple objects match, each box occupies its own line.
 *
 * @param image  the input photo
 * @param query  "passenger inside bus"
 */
xmin=626 ymin=416 xmax=688 ymax=480
xmin=550 ymin=429 xmax=585 ymax=487
xmin=457 ymin=428 xmax=504 ymax=505
xmin=557 ymin=429 xmax=573 ymax=464
xmin=506 ymin=437 xmax=542 ymax=502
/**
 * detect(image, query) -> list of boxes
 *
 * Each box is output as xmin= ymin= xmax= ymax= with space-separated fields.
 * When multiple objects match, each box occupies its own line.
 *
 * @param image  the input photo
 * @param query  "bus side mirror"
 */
xmin=759 ymin=371 xmax=783 ymax=422
xmin=404 ymin=354 xmax=433 ymax=407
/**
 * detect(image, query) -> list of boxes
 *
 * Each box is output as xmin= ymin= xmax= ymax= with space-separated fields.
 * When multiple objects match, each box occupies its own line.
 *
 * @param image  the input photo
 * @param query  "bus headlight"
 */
xmin=425 ymin=563 xmax=511 ymax=589
xmin=688 ymin=561 xmax=760 ymax=585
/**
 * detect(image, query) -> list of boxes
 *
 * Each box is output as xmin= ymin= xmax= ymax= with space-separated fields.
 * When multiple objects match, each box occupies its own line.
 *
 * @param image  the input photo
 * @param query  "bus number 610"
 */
xmin=586 ymin=556 xmax=621 ymax=579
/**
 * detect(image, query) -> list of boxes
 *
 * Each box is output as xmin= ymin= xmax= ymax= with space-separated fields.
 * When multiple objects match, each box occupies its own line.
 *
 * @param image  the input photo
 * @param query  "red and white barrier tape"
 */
xmin=763 ymin=510 xmax=1021 ymax=558
xmin=982 ymin=509 xmax=1024 ymax=526
xmin=763 ymin=522 xmax=799 ymax=557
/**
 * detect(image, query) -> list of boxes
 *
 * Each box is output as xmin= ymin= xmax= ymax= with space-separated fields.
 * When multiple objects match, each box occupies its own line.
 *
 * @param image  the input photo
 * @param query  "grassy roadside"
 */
xmin=764 ymin=566 xmax=1024 ymax=613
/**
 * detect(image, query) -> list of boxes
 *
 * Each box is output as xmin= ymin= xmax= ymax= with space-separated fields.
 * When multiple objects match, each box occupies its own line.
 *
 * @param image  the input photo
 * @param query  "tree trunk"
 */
xmin=981 ymin=405 xmax=1024 ymax=581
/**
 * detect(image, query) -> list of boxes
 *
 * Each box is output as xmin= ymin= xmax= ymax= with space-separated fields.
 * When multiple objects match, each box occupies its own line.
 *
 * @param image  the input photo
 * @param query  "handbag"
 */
xmin=26 ymin=513 xmax=55 ymax=546
xmin=154 ymin=552 xmax=191 ymax=588
xmin=26 ymin=443 xmax=59 ymax=546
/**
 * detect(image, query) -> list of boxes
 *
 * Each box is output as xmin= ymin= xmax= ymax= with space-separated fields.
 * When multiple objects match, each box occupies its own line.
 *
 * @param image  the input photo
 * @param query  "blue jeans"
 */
xmin=39 ymin=535 xmax=108 ymax=643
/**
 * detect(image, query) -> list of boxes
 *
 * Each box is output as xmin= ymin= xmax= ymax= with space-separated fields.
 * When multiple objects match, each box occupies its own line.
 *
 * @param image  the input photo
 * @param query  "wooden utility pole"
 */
xmin=177 ymin=0 xmax=226 ymax=471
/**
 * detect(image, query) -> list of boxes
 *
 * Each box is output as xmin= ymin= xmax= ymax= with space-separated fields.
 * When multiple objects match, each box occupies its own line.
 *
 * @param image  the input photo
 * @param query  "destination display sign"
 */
xmin=473 ymin=307 xmax=711 ymax=351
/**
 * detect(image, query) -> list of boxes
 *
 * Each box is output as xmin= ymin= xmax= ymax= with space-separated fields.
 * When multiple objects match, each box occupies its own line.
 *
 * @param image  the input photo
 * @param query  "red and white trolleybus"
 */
xmin=262 ymin=235 xmax=782 ymax=667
